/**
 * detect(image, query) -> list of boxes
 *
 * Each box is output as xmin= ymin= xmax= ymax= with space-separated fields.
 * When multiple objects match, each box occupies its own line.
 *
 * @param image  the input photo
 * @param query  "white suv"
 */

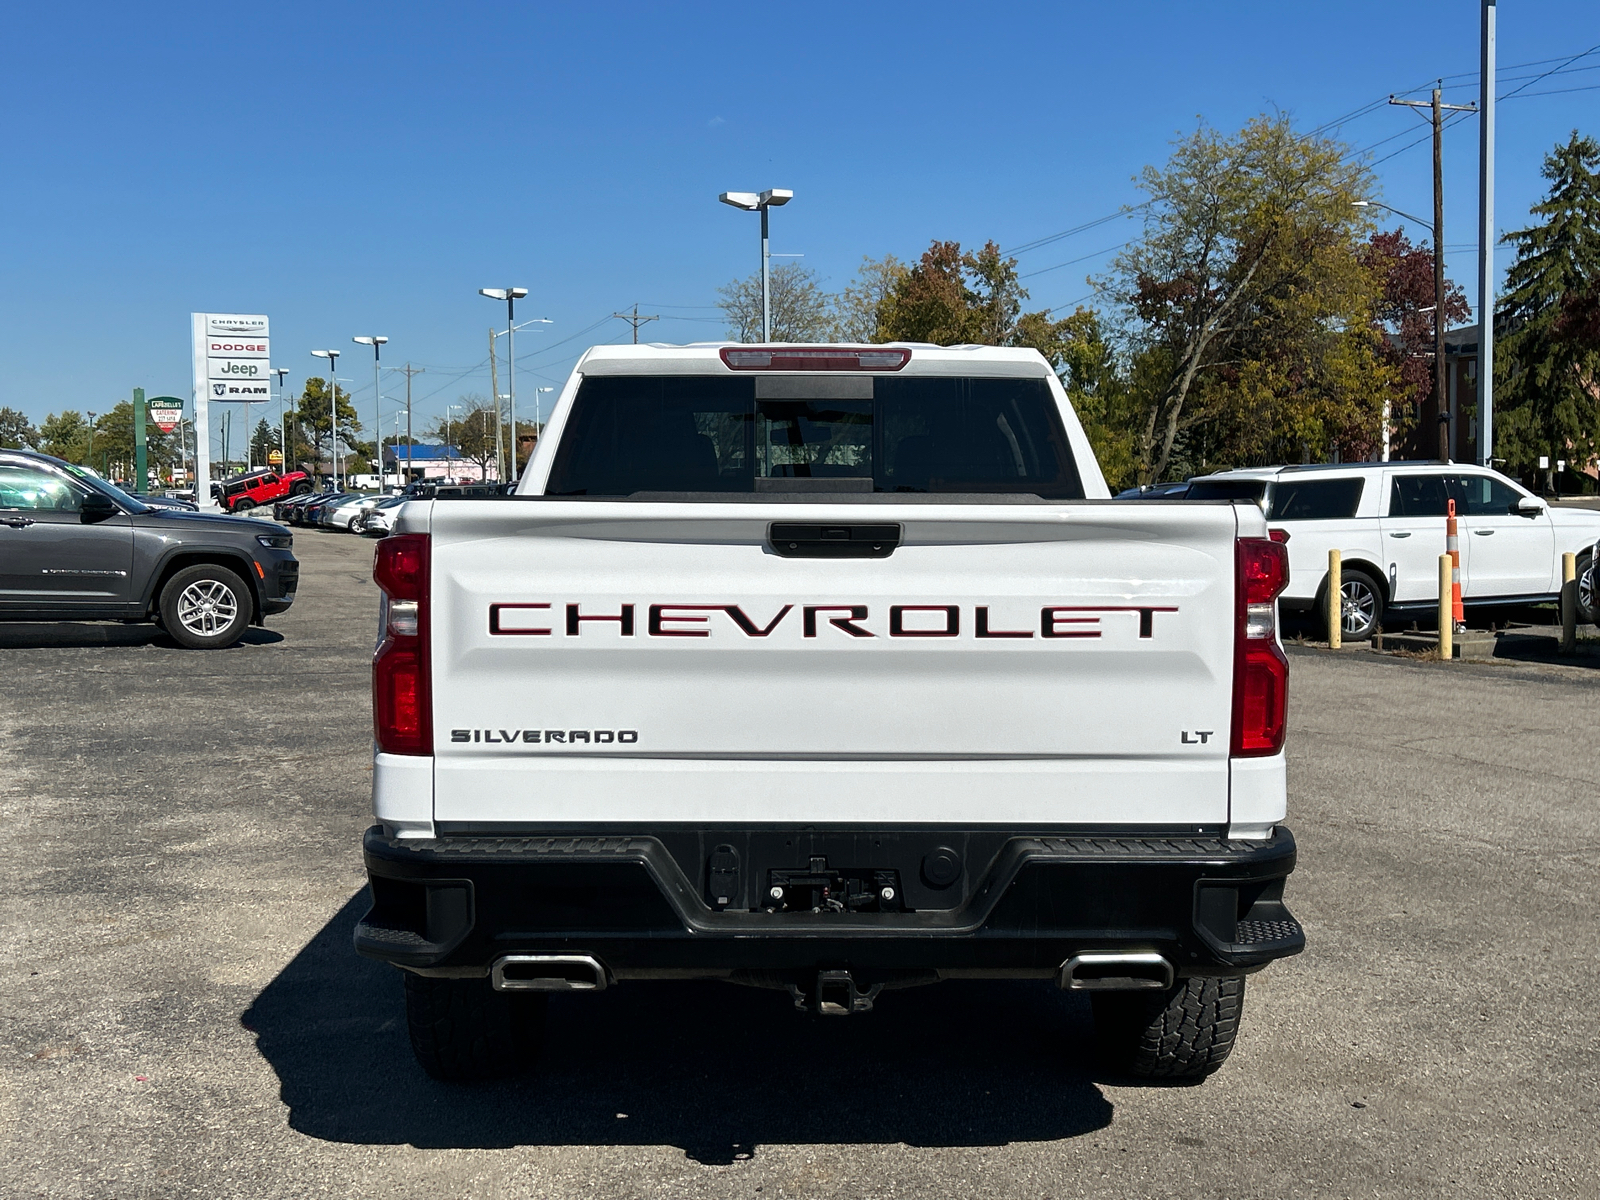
xmin=1184 ymin=463 xmax=1600 ymax=640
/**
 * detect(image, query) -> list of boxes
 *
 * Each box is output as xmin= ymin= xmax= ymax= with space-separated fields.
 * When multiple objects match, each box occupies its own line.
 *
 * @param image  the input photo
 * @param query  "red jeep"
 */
xmin=215 ymin=468 xmax=312 ymax=513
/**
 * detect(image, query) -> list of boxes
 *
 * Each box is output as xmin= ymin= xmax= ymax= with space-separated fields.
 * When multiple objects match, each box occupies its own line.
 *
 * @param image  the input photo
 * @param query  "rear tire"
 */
xmin=1577 ymin=551 xmax=1596 ymax=626
xmin=291 ymin=482 xmax=312 ymax=496
xmin=403 ymin=972 xmax=545 ymax=1082
xmin=158 ymin=564 xmax=251 ymax=650
xmin=1092 ymin=976 xmax=1245 ymax=1080
xmin=1325 ymin=567 xmax=1381 ymax=642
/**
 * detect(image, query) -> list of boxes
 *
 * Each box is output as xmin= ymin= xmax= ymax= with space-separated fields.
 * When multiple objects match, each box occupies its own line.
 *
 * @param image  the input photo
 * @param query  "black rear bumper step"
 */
xmin=355 ymin=825 xmax=1304 ymax=977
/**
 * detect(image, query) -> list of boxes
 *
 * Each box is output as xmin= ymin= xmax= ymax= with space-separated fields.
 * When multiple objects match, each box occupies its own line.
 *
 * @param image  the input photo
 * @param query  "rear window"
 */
xmin=544 ymin=375 xmax=1083 ymax=498
xmin=1185 ymin=479 xmax=1268 ymax=503
xmin=1267 ymin=477 xmax=1364 ymax=521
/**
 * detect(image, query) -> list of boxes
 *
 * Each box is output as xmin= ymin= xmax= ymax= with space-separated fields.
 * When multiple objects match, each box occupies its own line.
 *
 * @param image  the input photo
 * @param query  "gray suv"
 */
xmin=0 ymin=449 xmax=298 ymax=649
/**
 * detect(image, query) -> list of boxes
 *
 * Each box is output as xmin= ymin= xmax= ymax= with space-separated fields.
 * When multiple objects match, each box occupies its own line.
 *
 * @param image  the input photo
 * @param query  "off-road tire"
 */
xmin=158 ymin=564 xmax=252 ymax=650
xmin=1577 ymin=551 xmax=1597 ymax=626
xmin=403 ymin=972 xmax=545 ymax=1082
xmin=1325 ymin=567 xmax=1382 ymax=643
xmin=231 ymin=497 xmax=255 ymax=513
xmin=291 ymin=481 xmax=312 ymax=496
xmin=1092 ymin=976 xmax=1245 ymax=1080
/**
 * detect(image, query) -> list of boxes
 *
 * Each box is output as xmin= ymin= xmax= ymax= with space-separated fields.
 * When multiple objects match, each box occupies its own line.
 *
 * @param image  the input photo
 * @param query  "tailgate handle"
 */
xmin=768 ymin=523 xmax=901 ymax=559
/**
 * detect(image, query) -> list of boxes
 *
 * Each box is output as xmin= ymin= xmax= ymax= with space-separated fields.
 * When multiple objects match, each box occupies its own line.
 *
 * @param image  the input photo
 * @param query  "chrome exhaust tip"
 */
xmin=491 ymin=954 xmax=608 ymax=992
xmin=1058 ymin=952 xmax=1174 ymax=991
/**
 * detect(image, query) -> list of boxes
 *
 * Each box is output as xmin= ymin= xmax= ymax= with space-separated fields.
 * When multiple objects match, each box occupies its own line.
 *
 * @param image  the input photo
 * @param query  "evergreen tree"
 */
xmin=1495 ymin=131 xmax=1600 ymax=482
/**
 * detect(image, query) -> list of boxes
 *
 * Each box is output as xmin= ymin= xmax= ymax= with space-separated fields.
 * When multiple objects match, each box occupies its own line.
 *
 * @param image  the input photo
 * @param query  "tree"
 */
xmin=1362 ymin=229 xmax=1471 ymax=457
xmin=428 ymin=394 xmax=498 ymax=479
xmin=1495 ymin=131 xmax=1600 ymax=481
xmin=834 ymin=255 xmax=908 ymax=342
xmin=90 ymin=401 xmax=181 ymax=482
xmin=250 ymin=419 xmax=279 ymax=468
xmin=39 ymin=411 xmax=92 ymax=463
xmin=0 ymin=407 xmax=38 ymax=449
xmin=1103 ymin=114 xmax=1383 ymax=484
xmin=718 ymin=261 xmax=837 ymax=342
xmin=1043 ymin=308 xmax=1138 ymax=490
xmin=291 ymin=377 xmax=361 ymax=475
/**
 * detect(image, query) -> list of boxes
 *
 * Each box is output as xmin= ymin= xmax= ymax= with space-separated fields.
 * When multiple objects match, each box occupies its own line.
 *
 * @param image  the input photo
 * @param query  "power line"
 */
xmin=1498 ymin=41 xmax=1600 ymax=101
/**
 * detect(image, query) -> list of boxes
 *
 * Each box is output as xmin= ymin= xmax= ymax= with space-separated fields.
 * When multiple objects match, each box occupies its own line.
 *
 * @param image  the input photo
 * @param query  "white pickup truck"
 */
xmin=355 ymin=343 xmax=1303 ymax=1083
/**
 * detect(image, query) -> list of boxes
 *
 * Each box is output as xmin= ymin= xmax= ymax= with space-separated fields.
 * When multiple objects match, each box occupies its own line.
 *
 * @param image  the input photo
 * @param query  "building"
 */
xmin=381 ymin=443 xmax=497 ymax=483
xmin=1392 ymin=323 xmax=1480 ymax=465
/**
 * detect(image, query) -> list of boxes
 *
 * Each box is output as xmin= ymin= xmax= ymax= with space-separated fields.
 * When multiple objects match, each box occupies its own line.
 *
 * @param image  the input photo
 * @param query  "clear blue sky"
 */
xmin=1 ymin=1 xmax=1595 ymax=457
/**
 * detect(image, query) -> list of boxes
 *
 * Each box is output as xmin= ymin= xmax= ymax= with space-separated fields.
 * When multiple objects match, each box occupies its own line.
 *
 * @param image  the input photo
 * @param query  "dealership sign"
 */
xmin=192 ymin=312 xmax=271 ymax=508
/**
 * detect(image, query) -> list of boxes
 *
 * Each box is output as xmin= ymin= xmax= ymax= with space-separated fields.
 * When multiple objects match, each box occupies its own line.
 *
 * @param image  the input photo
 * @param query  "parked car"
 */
xmin=0 ymin=448 xmax=297 ymax=648
xmin=357 ymin=496 xmax=407 ymax=537
xmin=1187 ymin=462 xmax=1600 ymax=640
xmin=215 ymin=468 xmax=313 ymax=514
xmin=356 ymin=341 xmax=1303 ymax=1084
xmin=298 ymin=491 xmax=357 ymax=526
xmin=273 ymin=492 xmax=320 ymax=521
xmin=321 ymin=494 xmax=379 ymax=530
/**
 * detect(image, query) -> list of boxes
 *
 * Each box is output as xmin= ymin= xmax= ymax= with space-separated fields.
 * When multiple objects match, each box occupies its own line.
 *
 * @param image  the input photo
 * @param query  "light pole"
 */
xmin=311 ymin=349 xmax=341 ymax=488
xmin=273 ymin=368 xmax=290 ymax=476
xmin=535 ymin=386 xmax=554 ymax=430
xmin=353 ymin=336 xmax=388 ymax=484
xmin=479 ymin=288 xmax=528 ymax=474
xmin=719 ymin=188 xmax=793 ymax=341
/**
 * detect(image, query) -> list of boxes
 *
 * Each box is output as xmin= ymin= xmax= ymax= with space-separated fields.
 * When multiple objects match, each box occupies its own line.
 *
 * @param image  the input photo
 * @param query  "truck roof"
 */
xmin=573 ymin=342 xmax=1055 ymax=378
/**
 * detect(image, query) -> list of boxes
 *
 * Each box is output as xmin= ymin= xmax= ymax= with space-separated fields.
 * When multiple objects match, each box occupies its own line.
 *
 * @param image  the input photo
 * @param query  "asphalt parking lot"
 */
xmin=3 ymin=528 xmax=1597 ymax=1199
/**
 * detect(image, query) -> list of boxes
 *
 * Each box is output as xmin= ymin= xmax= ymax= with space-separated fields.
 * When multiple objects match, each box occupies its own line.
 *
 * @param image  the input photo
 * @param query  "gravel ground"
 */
xmin=2 ymin=528 xmax=1596 ymax=1199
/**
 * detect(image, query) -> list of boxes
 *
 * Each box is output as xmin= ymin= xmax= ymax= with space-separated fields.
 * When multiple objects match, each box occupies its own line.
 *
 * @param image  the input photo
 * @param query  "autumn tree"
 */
xmin=1362 ymin=229 xmax=1471 ymax=457
xmin=1104 ymin=114 xmax=1388 ymax=484
xmin=834 ymin=255 xmax=908 ymax=342
xmin=1495 ymin=131 xmax=1600 ymax=480
xmin=718 ymin=262 xmax=837 ymax=342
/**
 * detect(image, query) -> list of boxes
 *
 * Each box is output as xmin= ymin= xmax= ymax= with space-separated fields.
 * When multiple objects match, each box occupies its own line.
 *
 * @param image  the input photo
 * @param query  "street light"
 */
xmin=719 ymin=188 xmax=793 ymax=342
xmin=479 ymin=287 xmax=529 ymax=477
xmin=273 ymin=368 xmax=290 ymax=475
xmin=353 ymin=336 xmax=388 ymax=485
xmin=310 ymin=350 xmax=341 ymax=488
xmin=535 ymin=386 xmax=554 ymax=430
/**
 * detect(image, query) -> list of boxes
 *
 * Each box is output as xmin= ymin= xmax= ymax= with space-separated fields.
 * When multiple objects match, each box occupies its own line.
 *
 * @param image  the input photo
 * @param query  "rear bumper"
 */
xmin=355 ymin=824 xmax=1304 ymax=980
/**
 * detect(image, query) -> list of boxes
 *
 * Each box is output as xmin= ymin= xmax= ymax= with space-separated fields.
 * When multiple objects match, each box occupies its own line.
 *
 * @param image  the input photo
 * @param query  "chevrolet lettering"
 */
xmin=357 ymin=342 xmax=1302 ymax=1085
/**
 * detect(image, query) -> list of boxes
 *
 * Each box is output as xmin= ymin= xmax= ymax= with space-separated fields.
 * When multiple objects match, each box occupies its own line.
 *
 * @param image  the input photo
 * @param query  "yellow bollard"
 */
xmin=1560 ymin=551 xmax=1577 ymax=655
xmin=1327 ymin=548 xmax=1343 ymax=649
xmin=1438 ymin=555 xmax=1453 ymax=661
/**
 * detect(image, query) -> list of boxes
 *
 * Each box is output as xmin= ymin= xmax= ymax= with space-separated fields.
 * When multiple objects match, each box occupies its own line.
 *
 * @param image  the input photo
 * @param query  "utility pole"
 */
xmin=395 ymin=363 xmax=425 ymax=486
xmin=1391 ymin=85 xmax=1477 ymax=462
xmin=611 ymin=304 xmax=660 ymax=344
xmin=488 ymin=327 xmax=502 ymax=482
xmin=134 ymin=387 xmax=147 ymax=493
xmin=1478 ymin=0 xmax=1497 ymax=467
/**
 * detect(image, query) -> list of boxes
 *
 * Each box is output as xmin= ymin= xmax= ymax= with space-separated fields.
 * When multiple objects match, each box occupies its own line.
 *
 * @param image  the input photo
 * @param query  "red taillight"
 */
xmin=719 ymin=346 xmax=911 ymax=371
xmin=1232 ymin=537 xmax=1289 ymax=757
xmin=373 ymin=535 xmax=431 ymax=755
xmin=1268 ymin=527 xmax=1290 ymax=544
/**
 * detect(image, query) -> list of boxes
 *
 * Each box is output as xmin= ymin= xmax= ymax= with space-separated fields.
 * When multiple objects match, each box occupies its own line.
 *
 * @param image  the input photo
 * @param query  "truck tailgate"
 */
xmin=425 ymin=500 xmax=1241 ymax=827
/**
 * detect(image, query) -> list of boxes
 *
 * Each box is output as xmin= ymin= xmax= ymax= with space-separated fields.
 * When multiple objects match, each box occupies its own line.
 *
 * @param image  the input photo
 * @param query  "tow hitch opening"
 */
xmin=788 ymin=969 xmax=883 ymax=1016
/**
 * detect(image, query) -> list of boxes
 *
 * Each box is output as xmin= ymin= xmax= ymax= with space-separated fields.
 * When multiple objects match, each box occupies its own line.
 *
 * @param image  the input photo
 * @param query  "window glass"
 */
xmin=1388 ymin=474 xmax=1450 ymax=517
xmin=1267 ymin=478 xmax=1364 ymax=521
xmin=0 ymin=464 xmax=84 ymax=511
xmin=544 ymin=375 xmax=1083 ymax=497
xmin=1185 ymin=479 xmax=1268 ymax=503
xmin=1451 ymin=473 xmax=1523 ymax=516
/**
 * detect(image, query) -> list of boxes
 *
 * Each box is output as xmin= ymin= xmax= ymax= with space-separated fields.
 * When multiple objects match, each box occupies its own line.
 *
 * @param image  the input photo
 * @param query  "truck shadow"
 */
xmin=0 ymin=623 xmax=284 ymax=649
xmin=243 ymin=893 xmax=1114 ymax=1162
